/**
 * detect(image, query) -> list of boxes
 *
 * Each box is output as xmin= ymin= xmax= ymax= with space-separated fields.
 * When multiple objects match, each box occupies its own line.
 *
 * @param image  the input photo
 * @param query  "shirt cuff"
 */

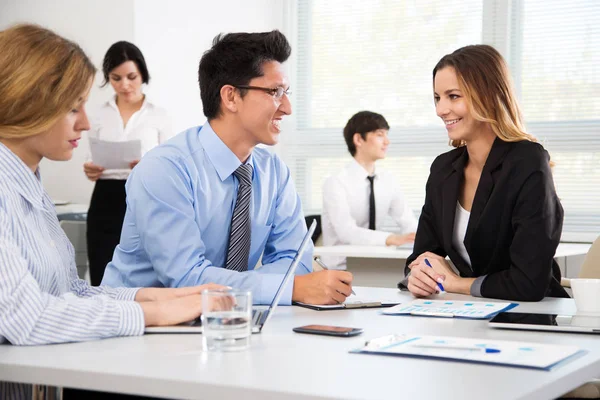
xmin=257 ymin=273 xmax=294 ymax=305
xmin=115 ymin=301 xmax=145 ymax=337
xmin=397 ymin=273 xmax=410 ymax=290
xmin=470 ymin=275 xmax=487 ymax=297
xmin=111 ymin=287 xmax=141 ymax=301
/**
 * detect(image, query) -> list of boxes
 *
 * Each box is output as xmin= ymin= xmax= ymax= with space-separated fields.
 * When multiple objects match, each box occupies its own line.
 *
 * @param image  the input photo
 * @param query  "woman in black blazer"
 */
xmin=405 ymin=45 xmax=568 ymax=301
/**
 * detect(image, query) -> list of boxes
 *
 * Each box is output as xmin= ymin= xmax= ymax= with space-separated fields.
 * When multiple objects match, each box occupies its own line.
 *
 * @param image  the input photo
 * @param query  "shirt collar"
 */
xmin=347 ymin=158 xmax=376 ymax=180
xmin=0 ymin=142 xmax=46 ymax=209
xmin=106 ymin=94 xmax=152 ymax=112
xmin=199 ymin=121 xmax=254 ymax=182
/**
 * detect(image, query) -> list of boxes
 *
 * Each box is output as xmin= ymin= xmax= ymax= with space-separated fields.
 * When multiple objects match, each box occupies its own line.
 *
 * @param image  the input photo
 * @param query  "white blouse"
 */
xmin=452 ymin=201 xmax=472 ymax=266
xmin=87 ymin=95 xmax=173 ymax=180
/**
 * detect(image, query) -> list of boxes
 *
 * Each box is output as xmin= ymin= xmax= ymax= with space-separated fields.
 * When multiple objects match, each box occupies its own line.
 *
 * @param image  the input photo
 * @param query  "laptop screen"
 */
xmin=261 ymin=220 xmax=316 ymax=326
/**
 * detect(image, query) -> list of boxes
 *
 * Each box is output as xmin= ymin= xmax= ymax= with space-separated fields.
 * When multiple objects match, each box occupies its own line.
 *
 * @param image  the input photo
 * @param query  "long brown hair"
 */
xmin=433 ymin=44 xmax=538 ymax=148
xmin=0 ymin=24 xmax=96 ymax=140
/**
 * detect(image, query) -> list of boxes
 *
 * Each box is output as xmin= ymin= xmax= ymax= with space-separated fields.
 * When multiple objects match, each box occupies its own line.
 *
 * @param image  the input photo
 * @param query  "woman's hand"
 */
xmin=138 ymin=284 xmax=231 ymax=327
xmin=407 ymin=252 xmax=456 ymax=297
xmin=135 ymin=284 xmax=228 ymax=302
xmin=408 ymin=252 xmax=475 ymax=296
xmin=83 ymin=161 xmax=104 ymax=181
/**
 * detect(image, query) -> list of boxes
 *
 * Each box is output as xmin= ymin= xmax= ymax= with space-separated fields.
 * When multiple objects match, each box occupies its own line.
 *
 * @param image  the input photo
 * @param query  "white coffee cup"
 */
xmin=571 ymin=279 xmax=600 ymax=315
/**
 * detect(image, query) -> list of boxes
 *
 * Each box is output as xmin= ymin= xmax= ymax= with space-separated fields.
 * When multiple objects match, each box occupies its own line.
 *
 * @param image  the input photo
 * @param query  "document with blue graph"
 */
xmin=381 ymin=299 xmax=517 ymax=319
xmin=351 ymin=334 xmax=583 ymax=370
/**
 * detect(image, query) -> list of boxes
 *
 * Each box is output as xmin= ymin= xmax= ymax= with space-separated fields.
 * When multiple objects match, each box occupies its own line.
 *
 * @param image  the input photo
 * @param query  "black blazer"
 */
xmin=404 ymin=138 xmax=568 ymax=301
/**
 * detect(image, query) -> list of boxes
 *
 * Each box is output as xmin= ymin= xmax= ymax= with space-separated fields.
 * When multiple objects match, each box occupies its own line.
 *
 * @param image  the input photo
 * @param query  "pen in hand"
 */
xmin=314 ymin=256 xmax=356 ymax=296
xmin=424 ymin=258 xmax=445 ymax=293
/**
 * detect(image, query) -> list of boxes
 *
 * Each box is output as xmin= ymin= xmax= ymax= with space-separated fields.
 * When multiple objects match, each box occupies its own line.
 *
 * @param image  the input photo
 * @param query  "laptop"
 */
xmin=145 ymin=220 xmax=316 ymax=334
xmin=489 ymin=312 xmax=600 ymax=334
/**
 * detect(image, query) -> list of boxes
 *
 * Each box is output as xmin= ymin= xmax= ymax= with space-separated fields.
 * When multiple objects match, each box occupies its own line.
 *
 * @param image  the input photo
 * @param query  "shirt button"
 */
xmin=50 ymin=240 xmax=55 ymax=247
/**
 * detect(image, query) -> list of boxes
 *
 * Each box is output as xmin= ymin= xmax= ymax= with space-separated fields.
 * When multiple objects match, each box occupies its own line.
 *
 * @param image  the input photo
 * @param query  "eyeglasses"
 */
xmin=233 ymin=85 xmax=291 ymax=100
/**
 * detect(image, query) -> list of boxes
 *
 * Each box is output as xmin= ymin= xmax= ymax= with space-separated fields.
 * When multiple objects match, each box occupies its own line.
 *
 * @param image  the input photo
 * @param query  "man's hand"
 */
xmin=292 ymin=270 xmax=353 ymax=305
xmin=385 ymin=232 xmax=416 ymax=246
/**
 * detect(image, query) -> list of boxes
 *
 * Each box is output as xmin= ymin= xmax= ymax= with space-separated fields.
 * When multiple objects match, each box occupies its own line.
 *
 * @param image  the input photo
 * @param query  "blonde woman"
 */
xmin=0 ymin=24 xmax=223 ymax=398
xmin=404 ymin=45 xmax=567 ymax=301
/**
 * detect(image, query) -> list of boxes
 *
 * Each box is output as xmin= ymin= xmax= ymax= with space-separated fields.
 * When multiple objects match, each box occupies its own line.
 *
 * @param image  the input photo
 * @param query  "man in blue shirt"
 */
xmin=102 ymin=30 xmax=353 ymax=305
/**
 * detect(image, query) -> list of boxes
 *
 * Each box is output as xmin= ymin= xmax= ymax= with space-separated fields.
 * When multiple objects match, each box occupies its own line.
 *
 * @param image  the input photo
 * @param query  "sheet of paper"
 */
xmin=89 ymin=138 xmax=142 ymax=170
xmin=381 ymin=299 xmax=516 ymax=319
xmin=354 ymin=334 xmax=582 ymax=370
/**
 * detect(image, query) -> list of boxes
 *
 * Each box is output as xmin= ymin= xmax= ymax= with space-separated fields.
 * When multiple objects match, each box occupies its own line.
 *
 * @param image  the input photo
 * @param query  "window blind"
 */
xmin=284 ymin=0 xmax=599 ymax=238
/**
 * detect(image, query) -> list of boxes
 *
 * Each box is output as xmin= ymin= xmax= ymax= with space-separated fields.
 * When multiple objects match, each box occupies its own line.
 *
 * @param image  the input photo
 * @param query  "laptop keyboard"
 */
xmin=252 ymin=309 xmax=267 ymax=326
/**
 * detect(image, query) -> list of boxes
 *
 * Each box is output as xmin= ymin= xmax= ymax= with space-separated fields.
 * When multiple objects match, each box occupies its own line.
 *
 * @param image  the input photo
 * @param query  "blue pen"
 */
xmin=424 ymin=258 xmax=445 ymax=293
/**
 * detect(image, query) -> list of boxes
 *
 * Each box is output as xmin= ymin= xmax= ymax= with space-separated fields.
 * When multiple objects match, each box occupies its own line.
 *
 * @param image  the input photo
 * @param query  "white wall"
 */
xmin=0 ymin=0 xmax=285 ymax=204
xmin=0 ymin=0 xmax=136 ymax=204
xmin=134 ymin=0 xmax=286 ymax=134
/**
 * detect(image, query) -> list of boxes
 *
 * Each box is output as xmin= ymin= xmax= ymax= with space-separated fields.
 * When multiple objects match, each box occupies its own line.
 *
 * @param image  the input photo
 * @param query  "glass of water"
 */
xmin=201 ymin=288 xmax=252 ymax=352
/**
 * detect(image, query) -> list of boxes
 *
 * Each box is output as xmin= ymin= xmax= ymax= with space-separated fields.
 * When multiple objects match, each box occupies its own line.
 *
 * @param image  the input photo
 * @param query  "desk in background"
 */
xmin=0 ymin=288 xmax=599 ymax=400
xmin=314 ymin=243 xmax=592 ymax=288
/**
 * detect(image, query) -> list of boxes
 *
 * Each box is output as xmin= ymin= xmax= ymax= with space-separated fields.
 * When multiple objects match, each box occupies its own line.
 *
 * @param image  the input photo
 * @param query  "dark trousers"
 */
xmin=86 ymin=179 xmax=127 ymax=286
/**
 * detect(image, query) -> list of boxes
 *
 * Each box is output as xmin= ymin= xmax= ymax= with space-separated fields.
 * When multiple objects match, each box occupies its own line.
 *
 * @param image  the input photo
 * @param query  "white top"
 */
xmin=0 ymin=287 xmax=597 ymax=400
xmin=87 ymin=95 xmax=173 ymax=180
xmin=452 ymin=201 xmax=472 ymax=266
xmin=322 ymin=159 xmax=418 ymax=268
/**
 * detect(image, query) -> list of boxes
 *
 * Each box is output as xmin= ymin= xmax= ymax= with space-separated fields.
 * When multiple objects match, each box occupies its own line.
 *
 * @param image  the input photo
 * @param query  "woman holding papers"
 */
xmin=83 ymin=41 xmax=172 ymax=286
xmin=405 ymin=45 xmax=568 ymax=301
xmin=0 ymin=24 xmax=222 ymax=397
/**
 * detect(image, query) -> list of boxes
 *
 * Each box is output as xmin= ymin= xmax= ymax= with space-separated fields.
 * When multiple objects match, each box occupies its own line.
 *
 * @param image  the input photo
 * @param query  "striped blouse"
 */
xmin=0 ymin=143 xmax=145 ymax=397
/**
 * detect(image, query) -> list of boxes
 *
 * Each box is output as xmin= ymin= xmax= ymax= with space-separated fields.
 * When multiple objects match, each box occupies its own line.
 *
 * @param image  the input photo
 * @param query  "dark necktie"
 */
xmin=225 ymin=163 xmax=253 ymax=272
xmin=367 ymin=175 xmax=376 ymax=230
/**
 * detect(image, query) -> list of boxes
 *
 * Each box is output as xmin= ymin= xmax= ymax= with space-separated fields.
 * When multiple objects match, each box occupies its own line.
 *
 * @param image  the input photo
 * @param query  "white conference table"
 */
xmin=1 ymin=287 xmax=599 ymax=400
xmin=314 ymin=243 xmax=592 ymax=288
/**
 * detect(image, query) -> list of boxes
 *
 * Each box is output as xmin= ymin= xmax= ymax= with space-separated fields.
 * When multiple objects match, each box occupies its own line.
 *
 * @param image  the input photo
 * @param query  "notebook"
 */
xmin=294 ymin=295 xmax=399 ymax=311
xmin=145 ymin=220 xmax=316 ymax=334
xmin=351 ymin=334 xmax=584 ymax=371
xmin=381 ymin=299 xmax=518 ymax=319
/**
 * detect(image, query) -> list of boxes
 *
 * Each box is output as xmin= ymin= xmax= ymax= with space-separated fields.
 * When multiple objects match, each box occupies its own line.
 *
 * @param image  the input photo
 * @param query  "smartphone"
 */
xmin=292 ymin=324 xmax=363 ymax=337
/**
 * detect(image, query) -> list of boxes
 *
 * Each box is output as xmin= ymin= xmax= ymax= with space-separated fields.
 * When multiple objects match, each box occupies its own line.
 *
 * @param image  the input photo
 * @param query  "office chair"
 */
xmin=562 ymin=236 xmax=600 ymax=287
xmin=560 ymin=235 xmax=600 ymax=399
xmin=59 ymin=216 xmax=89 ymax=282
xmin=304 ymin=214 xmax=322 ymax=243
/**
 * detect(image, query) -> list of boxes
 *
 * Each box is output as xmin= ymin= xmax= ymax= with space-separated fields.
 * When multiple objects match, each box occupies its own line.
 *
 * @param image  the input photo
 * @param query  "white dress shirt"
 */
xmin=321 ymin=159 xmax=418 ymax=268
xmin=87 ymin=95 xmax=172 ymax=180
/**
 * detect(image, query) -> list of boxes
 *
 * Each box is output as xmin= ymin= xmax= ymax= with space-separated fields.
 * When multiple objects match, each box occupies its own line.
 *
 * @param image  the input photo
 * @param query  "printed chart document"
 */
xmin=351 ymin=334 xmax=583 ymax=371
xmin=382 ymin=299 xmax=517 ymax=319
xmin=89 ymin=138 xmax=141 ymax=170
xmin=294 ymin=294 xmax=400 ymax=311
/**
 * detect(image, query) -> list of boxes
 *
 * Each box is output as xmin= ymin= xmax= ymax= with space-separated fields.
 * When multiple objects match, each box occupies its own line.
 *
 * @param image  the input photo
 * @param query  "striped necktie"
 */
xmin=225 ymin=163 xmax=253 ymax=272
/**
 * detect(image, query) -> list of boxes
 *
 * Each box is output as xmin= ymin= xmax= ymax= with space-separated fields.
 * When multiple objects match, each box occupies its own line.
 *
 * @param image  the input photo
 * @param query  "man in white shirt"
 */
xmin=321 ymin=111 xmax=418 ymax=268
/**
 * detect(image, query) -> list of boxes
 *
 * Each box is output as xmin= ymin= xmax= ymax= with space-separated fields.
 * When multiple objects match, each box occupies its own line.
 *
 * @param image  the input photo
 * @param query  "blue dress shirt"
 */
xmin=102 ymin=122 xmax=313 ymax=304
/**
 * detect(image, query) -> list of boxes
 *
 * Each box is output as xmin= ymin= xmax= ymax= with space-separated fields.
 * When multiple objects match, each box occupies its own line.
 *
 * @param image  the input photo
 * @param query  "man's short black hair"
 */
xmin=101 ymin=41 xmax=150 ymax=86
xmin=198 ymin=30 xmax=291 ymax=120
xmin=343 ymin=111 xmax=390 ymax=156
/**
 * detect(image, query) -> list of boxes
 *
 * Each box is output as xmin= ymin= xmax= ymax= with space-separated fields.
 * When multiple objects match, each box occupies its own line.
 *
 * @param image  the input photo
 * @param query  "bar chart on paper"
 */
xmin=381 ymin=299 xmax=518 ymax=319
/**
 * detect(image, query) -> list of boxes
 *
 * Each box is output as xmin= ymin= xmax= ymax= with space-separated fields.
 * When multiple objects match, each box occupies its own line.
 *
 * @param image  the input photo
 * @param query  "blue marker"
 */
xmin=424 ymin=258 xmax=445 ymax=293
xmin=413 ymin=343 xmax=501 ymax=354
